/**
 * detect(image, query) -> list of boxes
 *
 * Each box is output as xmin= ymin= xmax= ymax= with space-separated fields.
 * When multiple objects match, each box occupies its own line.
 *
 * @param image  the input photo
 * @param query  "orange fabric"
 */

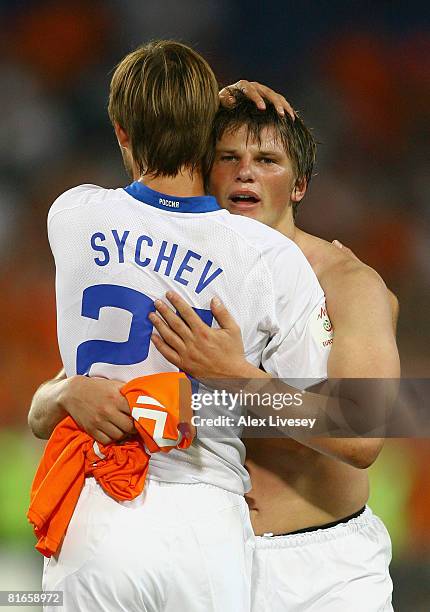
xmin=28 ymin=372 xmax=192 ymax=557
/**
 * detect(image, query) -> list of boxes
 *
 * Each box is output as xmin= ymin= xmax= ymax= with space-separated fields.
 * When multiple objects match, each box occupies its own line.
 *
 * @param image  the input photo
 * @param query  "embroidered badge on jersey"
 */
xmin=309 ymin=301 xmax=333 ymax=348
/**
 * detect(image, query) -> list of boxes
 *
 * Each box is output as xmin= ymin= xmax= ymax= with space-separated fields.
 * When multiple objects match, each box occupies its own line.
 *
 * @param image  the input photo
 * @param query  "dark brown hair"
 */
xmin=108 ymin=40 xmax=219 ymax=178
xmin=212 ymin=92 xmax=317 ymax=217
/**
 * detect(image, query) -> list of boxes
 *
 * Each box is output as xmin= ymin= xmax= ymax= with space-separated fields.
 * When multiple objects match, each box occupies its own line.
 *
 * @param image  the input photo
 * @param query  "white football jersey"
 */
xmin=48 ymin=182 xmax=331 ymax=493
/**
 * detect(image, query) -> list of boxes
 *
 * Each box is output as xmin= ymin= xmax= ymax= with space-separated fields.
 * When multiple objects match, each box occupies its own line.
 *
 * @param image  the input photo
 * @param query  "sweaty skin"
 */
xmin=246 ymin=234 xmax=377 ymax=534
xmin=28 ymin=85 xmax=400 ymax=536
xmin=27 ymin=83 xmax=296 ymax=446
xmin=151 ymin=231 xmax=400 ymax=536
xmin=210 ymin=127 xmax=399 ymax=535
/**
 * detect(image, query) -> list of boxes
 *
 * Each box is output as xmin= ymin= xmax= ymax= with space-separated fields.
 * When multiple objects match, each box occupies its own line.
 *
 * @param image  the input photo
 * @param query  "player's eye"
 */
xmin=259 ymin=157 xmax=275 ymax=164
xmin=219 ymin=155 xmax=237 ymax=162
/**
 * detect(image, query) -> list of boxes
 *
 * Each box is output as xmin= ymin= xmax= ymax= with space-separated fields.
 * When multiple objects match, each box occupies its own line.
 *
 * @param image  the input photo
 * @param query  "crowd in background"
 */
xmin=0 ymin=1 xmax=428 ymax=609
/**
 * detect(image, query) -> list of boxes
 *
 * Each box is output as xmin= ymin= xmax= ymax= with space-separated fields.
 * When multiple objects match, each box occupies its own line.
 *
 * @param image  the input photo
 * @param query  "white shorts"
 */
xmin=252 ymin=506 xmax=393 ymax=612
xmin=43 ymin=477 xmax=254 ymax=612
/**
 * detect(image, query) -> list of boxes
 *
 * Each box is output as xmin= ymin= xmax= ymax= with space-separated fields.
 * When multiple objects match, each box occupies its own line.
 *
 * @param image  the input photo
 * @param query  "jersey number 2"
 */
xmin=76 ymin=284 xmax=212 ymax=379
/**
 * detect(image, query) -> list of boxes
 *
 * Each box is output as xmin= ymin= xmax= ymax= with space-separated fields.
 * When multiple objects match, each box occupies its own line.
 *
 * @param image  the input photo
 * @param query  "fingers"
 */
xmin=117 ymin=396 xmax=134 ymax=414
xmin=93 ymin=412 xmax=137 ymax=445
xmin=152 ymin=298 xmax=192 ymax=340
xmin=89 ymin=409 xmax=136 ymax=445
xmin=149 ymin=311 xmax=187 ymax=354
xmin=269 ymin=92 xmax=294 ymax=120
xmin=210 ymin=297 xmax=238 ymax=331
xmin=163 ymin=291 xmax=206 ymax=332
xmin=153 ymin=291 xmax=238 ymax=333
xmin=245 ymin=81 xmax=293 ymax=118
xmin=178 ymin=422 xmax=196 ymax=444
xmin=93 ymin=430 xmax=113 ymax=445
xmin=221 ymin=80 xmax=266 ymax=112
xmin=108 ymin=382 xmax=134 ymax=414
xmin=220 ymin=80 xmax=295 ymax=119
xmin=219 ymin=86 xmax=237 ymax=108
xmin=103 ymin=421 xmax=129 ymax=441
xmin=236 ymin=80 xmax=266 ymax=110
xmin=332 ymin=240 xmax=360 ymax=261
xmin=111 ymin=412 xmax=136 ymax=435
xmin=150 ymin=333 xmax=182 ymax=368
xmin=94 ymin=421 xmax=126 ymax=443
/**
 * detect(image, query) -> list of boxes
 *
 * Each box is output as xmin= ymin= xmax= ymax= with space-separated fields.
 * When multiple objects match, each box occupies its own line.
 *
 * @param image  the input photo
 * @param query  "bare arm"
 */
xmin=387 ymin=287 xmax=400 ymax=331
xmin=332 ymin=240 xmax=399 ymax=333
xmin=324 ymin=260 xmax=400 ymax=378
xmin=29 ymin=83 xmax=290 ymax=444
xmin=28 ymin=369 xmax=68 ymax=439
xmin=150 ymin=274 xmax=400 ymax=469
xmin=28 ymin=369 xmax=135 ymax=444
xmin=308 ymin=259 xmax=400 ymax=467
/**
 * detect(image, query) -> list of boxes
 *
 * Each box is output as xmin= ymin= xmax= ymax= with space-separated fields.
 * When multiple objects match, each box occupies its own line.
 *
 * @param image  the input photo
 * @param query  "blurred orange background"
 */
xmin=0 ymin=2 xmax=428 ymax=610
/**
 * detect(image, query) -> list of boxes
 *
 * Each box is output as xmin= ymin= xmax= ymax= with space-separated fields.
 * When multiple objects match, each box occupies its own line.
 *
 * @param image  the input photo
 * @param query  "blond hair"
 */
xmin=108 ymin=40 xmax=219 ymax=178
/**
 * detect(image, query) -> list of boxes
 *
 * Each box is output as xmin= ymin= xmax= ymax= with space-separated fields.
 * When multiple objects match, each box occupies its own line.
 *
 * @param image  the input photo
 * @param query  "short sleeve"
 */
xmin=261 ymin=243 xmax=332 ymax=387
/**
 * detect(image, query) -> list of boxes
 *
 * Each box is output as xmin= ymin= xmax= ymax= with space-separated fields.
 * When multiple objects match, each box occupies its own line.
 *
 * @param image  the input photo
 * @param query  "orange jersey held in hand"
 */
xmin=28 ymin=372 xmax=193 ymax=557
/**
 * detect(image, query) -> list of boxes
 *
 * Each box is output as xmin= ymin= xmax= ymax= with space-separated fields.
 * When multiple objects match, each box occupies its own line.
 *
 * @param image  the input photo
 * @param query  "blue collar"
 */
xmin=124 ymin=181 xmax=221 ymax=214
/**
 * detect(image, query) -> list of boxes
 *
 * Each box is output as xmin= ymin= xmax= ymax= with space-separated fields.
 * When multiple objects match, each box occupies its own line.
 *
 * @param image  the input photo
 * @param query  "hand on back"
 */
xmin=150 ymin=291 xmax=247 ymax=379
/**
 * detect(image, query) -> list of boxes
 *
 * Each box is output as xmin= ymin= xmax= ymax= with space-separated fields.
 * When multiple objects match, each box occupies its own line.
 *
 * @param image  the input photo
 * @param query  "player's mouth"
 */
xmin=228 ymin=191 xmax=261 ymax=211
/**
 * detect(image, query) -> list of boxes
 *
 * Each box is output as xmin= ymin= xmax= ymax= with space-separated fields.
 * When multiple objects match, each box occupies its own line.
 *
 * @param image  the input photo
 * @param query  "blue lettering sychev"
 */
xmin=90 ymin=230 xmax=223 ymax=295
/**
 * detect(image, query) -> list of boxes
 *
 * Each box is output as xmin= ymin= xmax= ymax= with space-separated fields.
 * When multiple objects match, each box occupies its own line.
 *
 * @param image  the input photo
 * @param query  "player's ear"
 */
xmin=114 ymin=123 xmax=130 ymax=150
xmin=291 ymin=176 xmax=307 ymax=203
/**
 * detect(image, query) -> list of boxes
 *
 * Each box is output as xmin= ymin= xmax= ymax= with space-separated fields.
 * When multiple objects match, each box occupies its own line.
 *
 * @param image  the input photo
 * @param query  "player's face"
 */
xmin=209 ymin=125 xmax=298 ymax=231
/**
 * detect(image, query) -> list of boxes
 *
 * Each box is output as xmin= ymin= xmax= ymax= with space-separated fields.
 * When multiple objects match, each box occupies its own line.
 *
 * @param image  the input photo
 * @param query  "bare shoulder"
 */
xmin=301 ymin=235 xmax=385 ymax=292
xmin=324 ymin=252 xmax=387 ymax=299
xmin=322 ymin=255 xmax=393 ymax=337
xmin=295 ymin=230 xmax=392 ymax=311
xmin=325 ymin=263 xmax=387 ymax=325
xmin=296 ymin=232 xmax=399 ymax=376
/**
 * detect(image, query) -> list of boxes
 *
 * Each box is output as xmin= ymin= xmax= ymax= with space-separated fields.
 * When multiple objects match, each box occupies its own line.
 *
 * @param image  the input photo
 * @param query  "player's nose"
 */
xmin=235 ymin=159 xmax=255 ymax=182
